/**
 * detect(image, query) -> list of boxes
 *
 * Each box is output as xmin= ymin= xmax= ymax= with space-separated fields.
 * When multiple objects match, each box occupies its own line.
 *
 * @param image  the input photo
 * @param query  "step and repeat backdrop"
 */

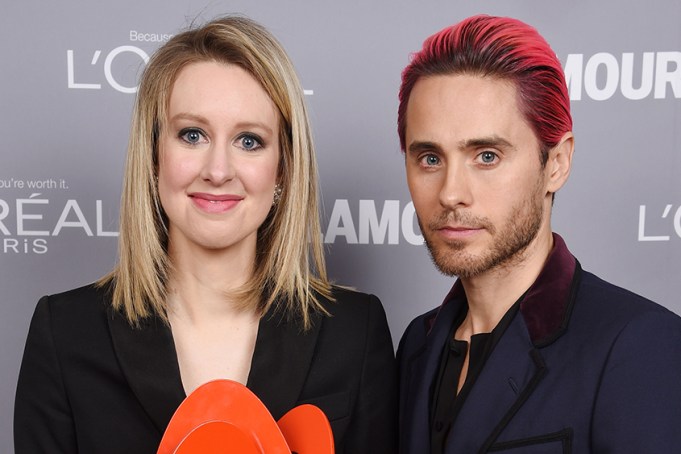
xmin=1 ymin=0 xmax=679 ymax=450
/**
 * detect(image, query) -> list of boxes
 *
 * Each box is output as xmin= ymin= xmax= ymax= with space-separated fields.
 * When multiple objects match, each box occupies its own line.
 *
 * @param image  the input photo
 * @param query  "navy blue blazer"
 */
xmin=15 ymin=284 xmax=397 ymax=454
xmin=398 ymin=234 xmax=681 ymax=453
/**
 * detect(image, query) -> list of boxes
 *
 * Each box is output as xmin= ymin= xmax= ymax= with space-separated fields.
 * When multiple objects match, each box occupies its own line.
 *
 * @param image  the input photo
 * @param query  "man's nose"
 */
xmin=438 ymin=162 xmax=472 ymax=209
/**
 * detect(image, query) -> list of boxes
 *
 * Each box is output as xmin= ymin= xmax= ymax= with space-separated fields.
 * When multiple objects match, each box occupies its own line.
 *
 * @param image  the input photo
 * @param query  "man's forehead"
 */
xmin=406 ymin=75 xmax=528 ymax=137
xmin=406 ymin=75 xmax=521 ymax=122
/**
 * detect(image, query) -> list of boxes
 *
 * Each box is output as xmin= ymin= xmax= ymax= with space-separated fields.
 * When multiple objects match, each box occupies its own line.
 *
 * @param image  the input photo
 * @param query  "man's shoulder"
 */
xmin=578 ymin=270 xmax=677 ymax=317
xmin=571 ymin=269 xmax=681 ymax=337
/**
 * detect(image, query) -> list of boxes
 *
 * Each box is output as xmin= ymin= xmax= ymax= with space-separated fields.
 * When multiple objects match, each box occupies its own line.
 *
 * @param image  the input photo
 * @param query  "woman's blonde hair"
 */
xmin=99 ymin=16 xmax=332 ymax=329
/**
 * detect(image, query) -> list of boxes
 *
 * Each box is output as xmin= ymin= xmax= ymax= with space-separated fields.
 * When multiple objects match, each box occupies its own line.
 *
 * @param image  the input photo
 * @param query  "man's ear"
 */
xmin=546 ymin=132 xmax=574 ymax=194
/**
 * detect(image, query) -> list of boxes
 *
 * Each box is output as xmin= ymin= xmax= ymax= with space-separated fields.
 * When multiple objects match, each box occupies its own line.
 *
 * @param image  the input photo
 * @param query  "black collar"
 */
xmin=107 ymin=297 xmax=324 ymax=433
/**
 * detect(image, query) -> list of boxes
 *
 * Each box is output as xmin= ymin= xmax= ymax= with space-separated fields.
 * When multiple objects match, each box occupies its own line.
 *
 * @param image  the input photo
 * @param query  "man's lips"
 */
xmin=433 ymin=225 xmax=484 ymax=239
xmin=432 ymin=222 xmax=483 ymax=231
xmin=189 ymin=193 xmax=243 ymax=213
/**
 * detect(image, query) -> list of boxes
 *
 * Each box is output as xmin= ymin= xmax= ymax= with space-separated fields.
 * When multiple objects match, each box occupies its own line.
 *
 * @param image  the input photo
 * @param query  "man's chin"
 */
xmin=425 ymin=243 xmax=479 ymax=278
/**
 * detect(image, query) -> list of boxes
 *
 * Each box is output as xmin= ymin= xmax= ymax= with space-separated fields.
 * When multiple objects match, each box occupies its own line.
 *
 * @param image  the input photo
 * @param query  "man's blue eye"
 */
xmin=425 ymin=155 xmax=439 ymax=165
xmin=480 ymin=151 xmax=496 ymax=163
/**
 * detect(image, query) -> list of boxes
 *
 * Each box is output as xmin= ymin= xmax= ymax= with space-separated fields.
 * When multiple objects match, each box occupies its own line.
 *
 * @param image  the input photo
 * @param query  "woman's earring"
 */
xmin=273 ymin=184 xmax=283 ymax=206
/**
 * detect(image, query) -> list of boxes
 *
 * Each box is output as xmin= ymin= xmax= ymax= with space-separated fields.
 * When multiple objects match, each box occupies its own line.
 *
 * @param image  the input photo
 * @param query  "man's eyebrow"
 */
xmin=407 ymin=141 xmax=442 ymax=155
xmin=459 ymin=135 xmax=513 ymax=150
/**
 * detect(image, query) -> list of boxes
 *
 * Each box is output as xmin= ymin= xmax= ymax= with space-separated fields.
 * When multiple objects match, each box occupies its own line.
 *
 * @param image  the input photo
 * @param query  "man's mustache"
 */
xmin=425 ymin=210 xmax=496 ymax=234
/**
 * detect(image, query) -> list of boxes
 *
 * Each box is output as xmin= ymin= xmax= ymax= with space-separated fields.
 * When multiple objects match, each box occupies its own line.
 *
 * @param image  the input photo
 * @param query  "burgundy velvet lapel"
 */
xmin=428 ymin=233 xmax=578 ymax=344
xmin=519 ymin=233 xmax=581 ymax=347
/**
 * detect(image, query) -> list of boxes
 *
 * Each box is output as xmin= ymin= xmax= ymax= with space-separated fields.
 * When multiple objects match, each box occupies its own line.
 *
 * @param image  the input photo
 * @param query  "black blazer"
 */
xmin=398 ymin=235 xmax=681 ymax=453
xmin=14 ymin=284 xmax=397 ymax=453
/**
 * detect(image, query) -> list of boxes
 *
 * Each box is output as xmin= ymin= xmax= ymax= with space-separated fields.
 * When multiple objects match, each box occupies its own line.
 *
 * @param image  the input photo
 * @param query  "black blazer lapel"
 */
xmin=445 ymin=315 xmax=546 ymax=453
xmin=402 ymin=298 xmax=462 ymax=454
xmin=107 ymin=311 xmax=186 ymax=434
xmin=247 ymin=308 xmax=322 ymax=420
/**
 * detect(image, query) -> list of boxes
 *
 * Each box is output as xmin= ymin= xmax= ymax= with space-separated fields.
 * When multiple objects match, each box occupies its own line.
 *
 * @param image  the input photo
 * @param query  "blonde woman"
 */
xmin=15 ymin=16 xmax=397 ymax=453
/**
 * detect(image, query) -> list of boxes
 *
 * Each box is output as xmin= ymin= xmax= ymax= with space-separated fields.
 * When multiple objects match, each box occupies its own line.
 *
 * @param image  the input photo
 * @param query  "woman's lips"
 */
xmin=189 ymin=193 xmax=243 ymax=213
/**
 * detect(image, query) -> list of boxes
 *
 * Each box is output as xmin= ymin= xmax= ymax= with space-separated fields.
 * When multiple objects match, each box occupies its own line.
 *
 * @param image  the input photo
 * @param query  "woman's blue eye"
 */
xmin=238 ymin=134 xmax=263 ymax=150
xmin=180 ymin=129 xmax=203 ymax=144
xmin=242 ymin=136 xmax=256 ymax=149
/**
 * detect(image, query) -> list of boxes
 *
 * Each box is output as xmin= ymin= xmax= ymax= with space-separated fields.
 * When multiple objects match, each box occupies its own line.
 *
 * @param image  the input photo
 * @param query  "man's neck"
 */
xmin=457 ymin=230 xmax=555 ymax=338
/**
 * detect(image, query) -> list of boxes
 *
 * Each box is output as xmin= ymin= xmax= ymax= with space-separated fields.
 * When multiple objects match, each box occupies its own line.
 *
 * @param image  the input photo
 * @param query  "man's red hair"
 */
xmin=398 ymin=14 xmax=572 ymax=163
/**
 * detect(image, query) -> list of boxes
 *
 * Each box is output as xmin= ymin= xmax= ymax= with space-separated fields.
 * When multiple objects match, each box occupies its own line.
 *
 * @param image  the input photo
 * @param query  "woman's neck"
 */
xmin=166 ymin=238 xmax=257 ymax=323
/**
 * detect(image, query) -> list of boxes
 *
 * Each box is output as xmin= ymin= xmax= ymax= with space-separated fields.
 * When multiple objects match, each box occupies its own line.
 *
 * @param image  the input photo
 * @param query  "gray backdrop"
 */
xmin=2 ymin=0 xmax=679 ymax=451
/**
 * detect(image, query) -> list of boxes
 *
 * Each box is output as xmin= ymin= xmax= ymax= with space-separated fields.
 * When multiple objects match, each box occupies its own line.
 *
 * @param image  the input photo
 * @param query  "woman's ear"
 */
xmin=546 ymin=132 xmax=575 ymax=194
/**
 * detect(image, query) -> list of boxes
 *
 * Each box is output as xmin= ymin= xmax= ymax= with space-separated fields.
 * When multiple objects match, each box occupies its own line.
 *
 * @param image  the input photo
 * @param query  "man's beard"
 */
xmin=420 ymin=193 xmax=544 ymax=279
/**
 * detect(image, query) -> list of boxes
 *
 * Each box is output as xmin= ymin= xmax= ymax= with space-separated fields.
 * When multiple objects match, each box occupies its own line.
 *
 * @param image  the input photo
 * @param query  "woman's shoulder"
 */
xmin=315 ymin=285 xmax=388 ymax=327
xmin=34 ymin=282 xmax=112 ymax=322
xmin=319 ymin=285 xmax=379 ymax=309
xmin=23 ymin=283 xmax=118 ymax=360
xmin=329 ymin=285 xmax=378 ymax=302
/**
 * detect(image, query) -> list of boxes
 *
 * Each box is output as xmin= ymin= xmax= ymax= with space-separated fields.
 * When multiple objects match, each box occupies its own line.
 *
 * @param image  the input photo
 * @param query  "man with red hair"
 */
xmin=397 ymin=14 xmax=681 ymax=453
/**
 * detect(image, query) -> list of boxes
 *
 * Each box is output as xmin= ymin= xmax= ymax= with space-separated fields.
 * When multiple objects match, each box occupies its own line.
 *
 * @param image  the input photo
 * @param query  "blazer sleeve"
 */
xmin=343 ymin=295 xmax=398 ymax=453
xmin=14 ymin=296 xmax=78 ymax=453
xmin=591 ymin=309 xmax=681 ymax=452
